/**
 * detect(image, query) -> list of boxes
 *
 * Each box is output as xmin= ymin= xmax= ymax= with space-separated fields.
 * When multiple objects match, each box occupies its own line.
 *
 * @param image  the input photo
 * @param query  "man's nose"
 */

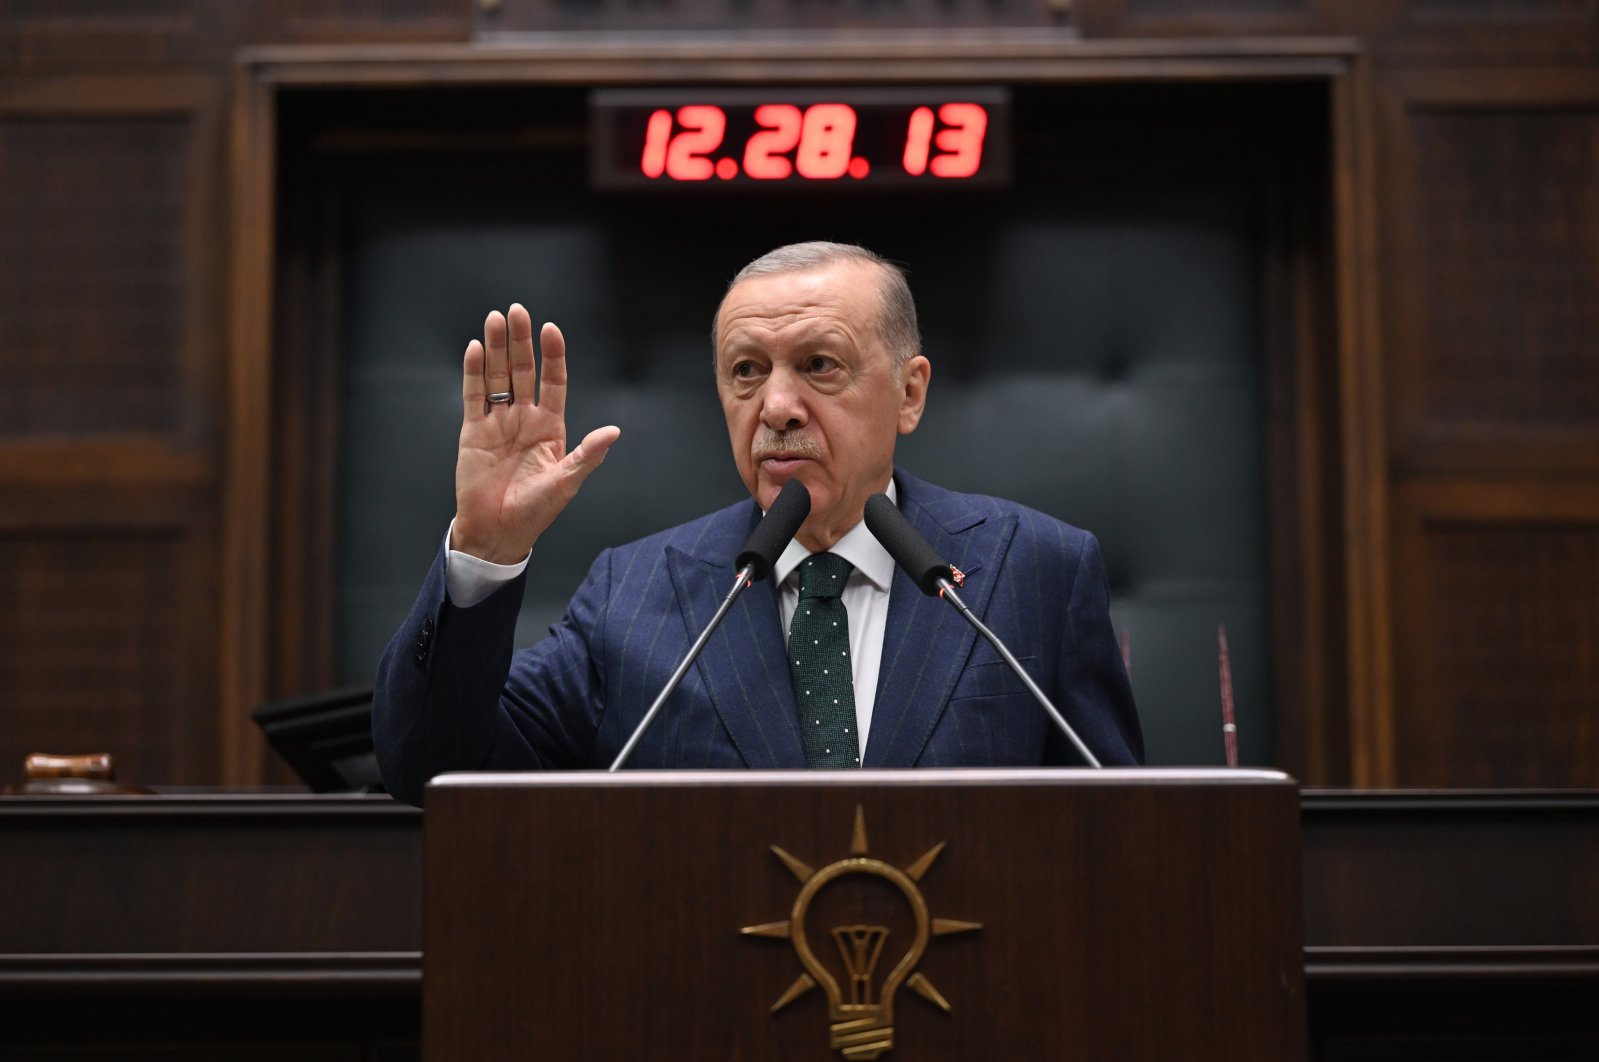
xmin=760 ymin=370 xmax=809 ymax=431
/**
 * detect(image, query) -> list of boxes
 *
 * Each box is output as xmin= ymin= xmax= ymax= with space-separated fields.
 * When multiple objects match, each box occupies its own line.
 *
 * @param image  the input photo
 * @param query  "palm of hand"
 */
xmin=450 ymin=308 xmax=620 ymax=565
xmin=457 ymin=399 xmax=568 ymax=548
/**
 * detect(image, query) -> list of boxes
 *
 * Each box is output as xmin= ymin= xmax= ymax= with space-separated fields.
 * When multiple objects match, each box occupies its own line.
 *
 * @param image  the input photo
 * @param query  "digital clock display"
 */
xmin=590 ymin=88 xmax=1011 ymax=191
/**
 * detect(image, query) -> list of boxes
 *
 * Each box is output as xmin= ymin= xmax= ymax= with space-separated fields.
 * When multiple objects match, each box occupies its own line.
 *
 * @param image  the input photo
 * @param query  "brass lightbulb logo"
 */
xmin=741 ymin=806 xmax=982 ymax=1060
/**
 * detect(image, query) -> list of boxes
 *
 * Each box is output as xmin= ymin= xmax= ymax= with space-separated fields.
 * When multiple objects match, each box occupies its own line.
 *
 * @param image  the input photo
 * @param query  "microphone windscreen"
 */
xmin=864 ymin=493 xmax=953 ymax=596
xmin=736 ymin=479 xmax=811 ymax=581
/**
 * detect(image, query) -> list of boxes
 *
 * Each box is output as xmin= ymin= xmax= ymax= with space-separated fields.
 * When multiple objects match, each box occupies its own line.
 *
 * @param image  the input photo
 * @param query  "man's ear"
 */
xmin=897 ymin=355 xmax=931 ymax=435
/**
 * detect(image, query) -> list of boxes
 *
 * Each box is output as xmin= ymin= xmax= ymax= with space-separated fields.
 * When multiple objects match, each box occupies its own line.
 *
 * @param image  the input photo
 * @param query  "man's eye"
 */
xmin=732 ymin=362 xmax=757 ymax=378
xmin=806 ymin=356 xmax=837 ymax=373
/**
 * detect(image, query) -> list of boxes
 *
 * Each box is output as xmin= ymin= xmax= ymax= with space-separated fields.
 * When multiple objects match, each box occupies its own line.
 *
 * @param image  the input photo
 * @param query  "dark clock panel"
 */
xmin=590 ymin=88 xmax=1012 ymax=191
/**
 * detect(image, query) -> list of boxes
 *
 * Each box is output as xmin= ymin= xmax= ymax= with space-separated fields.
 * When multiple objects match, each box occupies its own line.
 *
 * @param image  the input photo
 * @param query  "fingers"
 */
xmin=482 ymin=309 xmax=510 ymax=401
xmin=469 ymin=307 xmax=570 ymax=422
xmin=507 ymin=304 xmax=536 ymax=404
xmin=461 ymin=339 xmax=486 ymax=422
xmin=538 ymin=321 xmax=567 ymax=420
xmin=562 ymin=425 xmax=621 ymax=488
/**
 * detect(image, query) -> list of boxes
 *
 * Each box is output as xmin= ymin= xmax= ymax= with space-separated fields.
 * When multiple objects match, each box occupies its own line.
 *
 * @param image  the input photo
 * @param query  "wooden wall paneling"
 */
xmin=0 ymin=76 xmax=225 ymax=451
xmin=1313 ymin=0 xmax=1599 ymax=67
xmin=1073 ymin=0 xmax=1327 ymax=38
xmin=1390 ymin=481 xmax=1599 ymax=787
xmin=223 ymin=61 xmax=281 ymax=786
xmin=1381 ymin=68 xmax=1599 ymax=476
xmin=0 ymin=0 xmax=230 ymax=72
xmin=0 ymin=0 xmax=480 ymax=71
xmin=1331 ymin=58 xmax=1398 ymax=787
xmin=0 ymin=107 xmax=191 ymax=437
xmin=264 ymin=0 xmax=472 ymax=43
xmin=1376 ymin=0 xmax=1599 ymax=68
xmin=0 ymin=75 xmax=228 ymax=785
xmin=473 ymin=0 xmax=1072 ymax=34
xmin=0 ymin=489 xmax=220 ymax=786
xmin=231 ymin=37 xmax=1361 ymax=88
xmin=0 ymin=439 xmax=211 ymax=489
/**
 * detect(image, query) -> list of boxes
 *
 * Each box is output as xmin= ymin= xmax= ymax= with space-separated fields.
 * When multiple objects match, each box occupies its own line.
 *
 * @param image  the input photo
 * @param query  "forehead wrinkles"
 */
xmin=718 ymin=306 xmax=860 ymax=355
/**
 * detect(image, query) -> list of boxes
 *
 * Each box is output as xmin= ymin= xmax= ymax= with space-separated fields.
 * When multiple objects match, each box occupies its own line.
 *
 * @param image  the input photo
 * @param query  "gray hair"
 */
xmin=711 ymin=241 xmax=922 ymax=373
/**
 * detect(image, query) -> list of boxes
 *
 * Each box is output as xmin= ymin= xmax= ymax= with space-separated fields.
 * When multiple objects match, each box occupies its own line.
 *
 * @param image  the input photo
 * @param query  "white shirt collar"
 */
xmin=771 ymin=478 xmax=897 ymax=592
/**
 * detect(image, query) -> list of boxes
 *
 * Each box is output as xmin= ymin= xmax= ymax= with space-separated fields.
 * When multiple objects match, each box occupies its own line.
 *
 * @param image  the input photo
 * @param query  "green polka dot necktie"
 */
xmin=788 ymin=552 xmax=860 ymax=768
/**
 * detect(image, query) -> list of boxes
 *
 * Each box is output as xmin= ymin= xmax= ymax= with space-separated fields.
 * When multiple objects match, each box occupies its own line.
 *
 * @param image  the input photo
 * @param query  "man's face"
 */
xmin=715 ymin=261 xmax=930 ymax=551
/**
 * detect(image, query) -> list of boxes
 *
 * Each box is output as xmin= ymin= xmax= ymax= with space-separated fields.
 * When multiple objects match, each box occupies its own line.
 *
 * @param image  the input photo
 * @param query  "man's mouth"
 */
xmin=759 ymin=453 xmax=812 ymax=474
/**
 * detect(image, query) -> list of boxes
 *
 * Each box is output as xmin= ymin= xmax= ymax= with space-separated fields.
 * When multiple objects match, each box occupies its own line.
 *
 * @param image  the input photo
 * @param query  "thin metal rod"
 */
xmin=937 ymin=578 xmax=1102 ymax=769
xmin=609 ymin=564 xmax=755 ymax=771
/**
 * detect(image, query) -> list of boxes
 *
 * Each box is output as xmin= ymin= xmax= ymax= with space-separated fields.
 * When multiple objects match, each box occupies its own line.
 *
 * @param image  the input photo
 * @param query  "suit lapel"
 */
xmin=864 ymin=474 xmax=1017 ymax=767
xmin=666 ymin=510 xmax=804 ymax=769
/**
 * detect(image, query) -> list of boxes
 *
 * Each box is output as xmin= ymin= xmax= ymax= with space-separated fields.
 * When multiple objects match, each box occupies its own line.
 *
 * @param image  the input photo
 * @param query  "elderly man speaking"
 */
xmin=373 ymin=242 xmax=1142 ymax=805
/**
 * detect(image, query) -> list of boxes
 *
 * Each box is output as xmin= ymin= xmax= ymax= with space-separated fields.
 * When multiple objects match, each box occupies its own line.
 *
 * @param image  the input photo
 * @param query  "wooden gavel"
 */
xmin=4 ymin=753 xmax=153 ymax=795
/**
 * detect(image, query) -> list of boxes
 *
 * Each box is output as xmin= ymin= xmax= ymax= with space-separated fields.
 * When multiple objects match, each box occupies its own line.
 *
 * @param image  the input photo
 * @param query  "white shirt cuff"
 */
xmin=443 ymin=519 xmax=531 ymax=608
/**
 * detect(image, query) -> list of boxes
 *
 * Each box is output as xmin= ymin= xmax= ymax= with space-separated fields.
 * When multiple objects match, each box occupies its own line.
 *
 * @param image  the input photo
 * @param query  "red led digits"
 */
xmin=641 ymin=105 xmax=729 ymax=180
xmin=640 ymin=109 xmax=673 ymax=179
xmin=794 ymin=104 xmax=856 ymax=180
xmin=902 ymin=103 xmax=987 ymax=178
xmin=743 ymin=104 xmax=802 ymax=180
xmin=663 ymin=105 xmax=726 ymax=181
xmin=930 ymin=103 xmax=987 ymax=178
xmin=903 ymin=106 xmax=935 ymax=177
xmin=637 ymin=98 xmax=991 ymax=184
xmin=746 ymin=103 xmax=857 ymax=180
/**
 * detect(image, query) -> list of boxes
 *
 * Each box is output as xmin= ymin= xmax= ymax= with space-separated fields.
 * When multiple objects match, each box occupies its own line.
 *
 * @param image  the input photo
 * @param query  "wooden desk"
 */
xmin=1 ymin=788 xmax=1595 ymax=1059
xmin=1301 ymin=790 xmax=1599 ymax=1062
xmin=0 ymin=793 xmax=422 ymax=1060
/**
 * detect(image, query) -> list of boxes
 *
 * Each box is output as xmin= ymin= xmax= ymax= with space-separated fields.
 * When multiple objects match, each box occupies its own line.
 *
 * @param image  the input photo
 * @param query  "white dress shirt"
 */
xmin=443 ymin=480 xmax=899 ymax=757
xmin=444 ymin=524 xmax=530 ymax=609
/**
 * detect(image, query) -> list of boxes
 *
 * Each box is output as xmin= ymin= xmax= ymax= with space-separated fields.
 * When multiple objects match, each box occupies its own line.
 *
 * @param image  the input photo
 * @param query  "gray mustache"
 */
xmin=752 ymin=430 xmax=823 ymax=461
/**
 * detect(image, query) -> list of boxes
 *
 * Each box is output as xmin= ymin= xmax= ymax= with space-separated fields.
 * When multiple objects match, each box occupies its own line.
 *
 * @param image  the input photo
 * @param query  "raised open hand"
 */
xmin=450 ymin=304 xmax=621 ymax=564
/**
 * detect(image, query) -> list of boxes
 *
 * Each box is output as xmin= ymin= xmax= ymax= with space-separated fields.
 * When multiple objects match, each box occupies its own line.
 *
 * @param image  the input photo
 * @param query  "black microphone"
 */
xmin=863 ymin=493 xmax=1103 ymax=768
xmin=610 ymin=480 xmax=811 ymax=770
xmin=863 ymin=494 xmax=954 ymax=594
xmin=736 ymin=477 xmax=813 ymax=580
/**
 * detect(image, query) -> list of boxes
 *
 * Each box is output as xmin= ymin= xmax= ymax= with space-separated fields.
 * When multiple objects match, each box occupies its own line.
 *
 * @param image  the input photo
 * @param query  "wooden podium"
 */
xmin=424 ymin=768 xmax=1306 ymax=1061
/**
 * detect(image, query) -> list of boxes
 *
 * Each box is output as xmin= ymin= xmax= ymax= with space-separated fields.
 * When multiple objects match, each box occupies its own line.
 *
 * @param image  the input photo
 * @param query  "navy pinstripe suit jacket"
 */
xmin=374 ymin=469 xmax=1143 ymax=805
